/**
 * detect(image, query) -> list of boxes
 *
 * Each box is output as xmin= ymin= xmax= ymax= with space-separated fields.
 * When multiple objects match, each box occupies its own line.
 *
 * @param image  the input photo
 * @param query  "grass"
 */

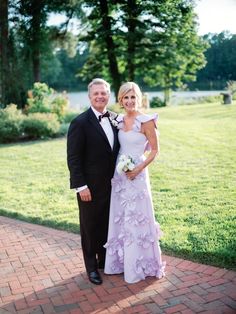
xmin=0 ymin=102 xmax=235 ymax=270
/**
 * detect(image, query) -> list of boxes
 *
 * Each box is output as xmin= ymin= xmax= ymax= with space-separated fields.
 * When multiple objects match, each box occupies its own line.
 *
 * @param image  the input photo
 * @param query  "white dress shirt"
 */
xmin=75 ymin=106 xmax=114 ymax=193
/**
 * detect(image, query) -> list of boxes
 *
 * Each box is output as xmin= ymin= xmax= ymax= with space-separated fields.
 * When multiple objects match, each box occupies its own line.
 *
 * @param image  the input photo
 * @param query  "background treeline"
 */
xmin=50 ymin=31 xmax=236 ymax=92
xmin=189 ymin=32 xmax=236 ymax=90
xmin=0 ymin=0 xmax=236 ymax=108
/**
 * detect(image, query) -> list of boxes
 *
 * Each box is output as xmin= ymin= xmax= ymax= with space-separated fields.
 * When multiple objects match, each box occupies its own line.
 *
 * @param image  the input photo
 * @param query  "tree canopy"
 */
xmin=1 ymin=0 xmax=235 ymax=107
xmin=78 ymin=0 xmax=207 ymax=103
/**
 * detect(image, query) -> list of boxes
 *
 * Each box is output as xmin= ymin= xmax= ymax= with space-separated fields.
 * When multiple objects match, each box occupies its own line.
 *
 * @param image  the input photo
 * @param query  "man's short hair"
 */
xmin=88 ymin=78 xmax=111 ymax=95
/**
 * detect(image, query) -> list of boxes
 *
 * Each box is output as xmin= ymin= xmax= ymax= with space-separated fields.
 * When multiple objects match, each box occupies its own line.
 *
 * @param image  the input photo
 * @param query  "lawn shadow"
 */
xmin=0 ymin=210 xmax=80 ymax=234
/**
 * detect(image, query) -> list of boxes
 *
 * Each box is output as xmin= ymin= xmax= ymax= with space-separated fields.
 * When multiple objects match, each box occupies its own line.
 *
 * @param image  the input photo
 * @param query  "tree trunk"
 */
xmin=164 ymin=87 xmax=171 ymax=106
xmin=0 ymin=0 xmax=9 ymax=106
xmin=32 ymin=50 xmax=40 ymax=82
xmin=126 ymin=0 xmax=137 ymax=81
xmin=31 ymin=0 xmax=42 ymax=82
xmin=99 ymin=0 xmax=121 ymax=100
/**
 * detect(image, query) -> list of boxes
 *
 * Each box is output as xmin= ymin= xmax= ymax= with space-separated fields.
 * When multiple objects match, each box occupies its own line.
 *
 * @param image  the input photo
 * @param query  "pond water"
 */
xmin=67 ymin=90 xmax=223 ymax=111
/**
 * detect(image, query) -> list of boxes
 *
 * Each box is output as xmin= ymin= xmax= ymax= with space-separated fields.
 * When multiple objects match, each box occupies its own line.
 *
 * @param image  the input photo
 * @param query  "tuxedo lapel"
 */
xmin=107 ymin=111 xmax=120 ymax=152
xmin=110 ymin=122 xmax=119 ymax=152
xmin=88 ymin=108 xmax=113 ymax=151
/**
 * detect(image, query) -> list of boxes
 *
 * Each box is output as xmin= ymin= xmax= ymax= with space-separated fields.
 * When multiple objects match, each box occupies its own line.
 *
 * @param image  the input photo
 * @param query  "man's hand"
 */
xmin=79 ymin=188 xmax=92 ymax=202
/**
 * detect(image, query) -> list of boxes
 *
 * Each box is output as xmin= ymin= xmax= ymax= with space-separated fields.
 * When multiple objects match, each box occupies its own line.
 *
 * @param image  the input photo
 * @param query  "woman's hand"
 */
xmin=126 ymin=165 xmax=143 ymax=180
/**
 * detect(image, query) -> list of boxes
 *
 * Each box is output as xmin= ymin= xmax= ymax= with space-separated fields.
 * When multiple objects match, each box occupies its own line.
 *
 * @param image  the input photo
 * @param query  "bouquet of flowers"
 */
xmin=116 ymin=154 xmax=135 ymax=174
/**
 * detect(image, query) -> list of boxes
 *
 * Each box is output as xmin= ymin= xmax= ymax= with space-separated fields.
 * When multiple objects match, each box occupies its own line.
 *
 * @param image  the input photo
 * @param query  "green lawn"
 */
xmin=0 ymin=102 xmax=235 ymax=269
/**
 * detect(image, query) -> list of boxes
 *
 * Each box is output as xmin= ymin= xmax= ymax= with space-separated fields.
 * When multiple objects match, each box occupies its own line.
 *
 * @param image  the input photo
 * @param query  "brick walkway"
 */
xmin=0 ymin=216 xmax=235 ymax=314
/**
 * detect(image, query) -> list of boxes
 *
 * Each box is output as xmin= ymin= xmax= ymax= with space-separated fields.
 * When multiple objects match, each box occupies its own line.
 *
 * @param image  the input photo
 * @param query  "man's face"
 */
xmin=89 ymin=83 xmax=110 ymax=113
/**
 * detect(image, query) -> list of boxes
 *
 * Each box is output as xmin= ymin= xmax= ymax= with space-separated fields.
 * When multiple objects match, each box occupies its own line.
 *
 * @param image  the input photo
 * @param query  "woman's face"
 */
xmin=121 ymin=90 xmax=139 ymax=112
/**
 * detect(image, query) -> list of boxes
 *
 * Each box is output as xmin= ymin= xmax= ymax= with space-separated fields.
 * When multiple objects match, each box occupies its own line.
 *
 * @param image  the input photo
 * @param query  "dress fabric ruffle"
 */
xmin=104 ymin=113 xmax=165 ymax=284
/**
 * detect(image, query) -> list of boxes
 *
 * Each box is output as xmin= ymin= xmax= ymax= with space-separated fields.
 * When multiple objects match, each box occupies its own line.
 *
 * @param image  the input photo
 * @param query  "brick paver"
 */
xmin=0 ymin=216 xmax=235 ymax=314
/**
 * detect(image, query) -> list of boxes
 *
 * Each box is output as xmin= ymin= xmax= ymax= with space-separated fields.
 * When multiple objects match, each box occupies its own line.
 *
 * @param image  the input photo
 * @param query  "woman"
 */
xmin=104 ymin=82 xmax=165 ymax=284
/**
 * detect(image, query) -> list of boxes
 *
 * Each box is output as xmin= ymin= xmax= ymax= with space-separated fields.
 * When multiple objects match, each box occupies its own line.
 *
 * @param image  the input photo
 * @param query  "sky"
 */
xmin=48 ymin=0 xmax=236 ymax=35
xmin=194 ymin=0 xmax=236 ymax=35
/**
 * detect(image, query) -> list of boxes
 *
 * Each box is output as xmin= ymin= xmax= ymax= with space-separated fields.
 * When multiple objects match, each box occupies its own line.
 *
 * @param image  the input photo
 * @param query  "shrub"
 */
xmin=226 ymin=81 xmax=236 ymax=100
xmin=0 ymin=104 xmax=23 ymax=143
xmin=58 ymin=123 xmax=69 ymax=136
xmin=227 ymin=80 xmax=236 ymax=92
xmin=26 ymin=83 xmax=70 ymax=122
xmin=200 ymin=95 xmax=221 ymax=103
xmin=51 ymin=92 xmax=69 ymax=122
xmin=62 ymin=110 xmax=79 ymax=123
xmin=181 ymin=95 xmax=222 ymax=105
xmin=150 ymin=97 xmax=166 ymax=108
xmin=22 ymin=113 xmax=60 ymax=139
xmin=27 ymin=82 xmax=54 ymax=113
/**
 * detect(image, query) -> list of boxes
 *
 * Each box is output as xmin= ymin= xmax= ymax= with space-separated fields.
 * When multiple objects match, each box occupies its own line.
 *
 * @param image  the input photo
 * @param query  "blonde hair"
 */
xmin=118 ymin=82 xmax=142 ymax=107
xmin=88 ymin=78 xmax=111 ymax=95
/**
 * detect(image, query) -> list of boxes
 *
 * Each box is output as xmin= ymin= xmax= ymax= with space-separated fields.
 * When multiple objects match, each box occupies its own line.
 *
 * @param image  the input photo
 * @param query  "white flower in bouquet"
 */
xmin=116 ymin=155 xmax=135 ymax=174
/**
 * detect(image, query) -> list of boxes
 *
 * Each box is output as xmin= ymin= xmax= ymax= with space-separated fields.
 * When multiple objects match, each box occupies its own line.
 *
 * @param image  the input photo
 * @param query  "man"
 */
xmin=67 ymin=78 xmax=119 ymax=285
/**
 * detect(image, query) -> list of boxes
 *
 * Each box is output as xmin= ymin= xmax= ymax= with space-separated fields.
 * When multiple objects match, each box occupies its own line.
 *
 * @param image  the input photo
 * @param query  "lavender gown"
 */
xmin=104 ymin=113 xmax=165 ymax=284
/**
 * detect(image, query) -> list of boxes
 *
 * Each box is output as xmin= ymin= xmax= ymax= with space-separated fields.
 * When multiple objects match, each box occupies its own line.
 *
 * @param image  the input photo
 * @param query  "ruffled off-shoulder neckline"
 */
xmin=117 ymin=113 xmax=158 ymax=132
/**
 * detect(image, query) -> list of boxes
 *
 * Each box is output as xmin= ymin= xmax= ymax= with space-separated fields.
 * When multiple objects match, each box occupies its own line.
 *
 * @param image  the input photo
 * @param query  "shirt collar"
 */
xmin=91 ymin=106 xmax=107 ymax=120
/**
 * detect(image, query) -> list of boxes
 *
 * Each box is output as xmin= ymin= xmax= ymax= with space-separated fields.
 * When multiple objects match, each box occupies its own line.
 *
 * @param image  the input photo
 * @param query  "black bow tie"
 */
xmin=98 ymin=111 xmax=110 ymax=122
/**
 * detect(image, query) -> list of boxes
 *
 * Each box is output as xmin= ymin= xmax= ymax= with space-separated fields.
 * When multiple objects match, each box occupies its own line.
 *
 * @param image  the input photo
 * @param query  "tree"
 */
xmin=0 ymin=0 xmax=9 ymax=105
xmin=43 ymin=48 xmax=88 ymax=90
xmin=142 ymin=0 xmax=207 ymax=104
xmin=118 ymin=0 xmax=141 ymax=81
xmin=18 ymin=0 xmax=80 ymax=82
xmin=79 ymin=0 xmax=149 ymax=94
xmin=195 ymin=32 xmax=236 ymax=89
xmin=0 ymin=0 xmax=27 ymax=106
xmin=78 ymin=0 xmax=122 ymax=98
xmin=17 ymin=0 xmax=49 ymax=82
xmin=98 ymin=0 xmax=121 ymax=98
xmin=0 ymin=0 xmax=82 ymax=106
xmin=78 ymin=0 xmax=207 ymax=102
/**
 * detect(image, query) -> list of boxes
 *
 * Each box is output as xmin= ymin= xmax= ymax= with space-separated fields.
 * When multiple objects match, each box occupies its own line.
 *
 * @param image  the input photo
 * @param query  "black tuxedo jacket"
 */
xmin=67 ymin=107 xmax=120 ymax=198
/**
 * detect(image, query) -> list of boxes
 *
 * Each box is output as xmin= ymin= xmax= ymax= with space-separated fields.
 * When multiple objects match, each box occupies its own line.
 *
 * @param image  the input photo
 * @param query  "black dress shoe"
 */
xmin=88 ymin=270 xmax=102 ymax=285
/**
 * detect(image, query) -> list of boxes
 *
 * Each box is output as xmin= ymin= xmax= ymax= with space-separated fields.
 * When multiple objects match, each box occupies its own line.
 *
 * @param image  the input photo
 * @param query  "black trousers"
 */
xmin=77 ymin=192 xmax=110 ymax=272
